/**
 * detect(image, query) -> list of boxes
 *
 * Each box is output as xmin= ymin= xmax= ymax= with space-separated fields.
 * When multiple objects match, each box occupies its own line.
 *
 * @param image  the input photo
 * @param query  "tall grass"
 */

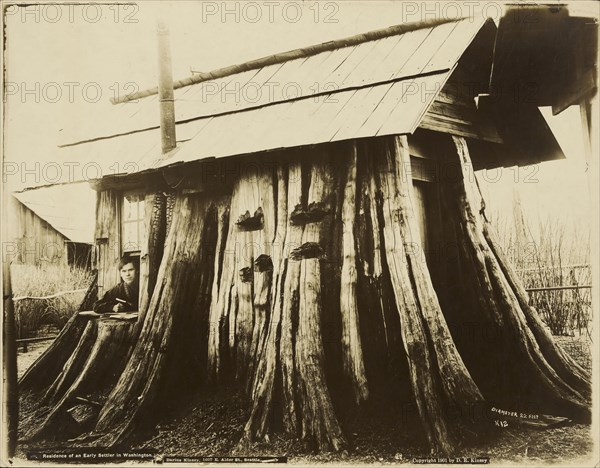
xmin=490 ymin=211 xmax=592 ymax=337
xmin=10 ymin=264 xmax=93 ymax=339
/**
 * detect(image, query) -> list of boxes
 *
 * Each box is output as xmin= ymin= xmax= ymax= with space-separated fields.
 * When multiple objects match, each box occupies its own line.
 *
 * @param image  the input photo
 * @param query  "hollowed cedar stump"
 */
xmin=19 ymin=135 xmax=590 ymax=455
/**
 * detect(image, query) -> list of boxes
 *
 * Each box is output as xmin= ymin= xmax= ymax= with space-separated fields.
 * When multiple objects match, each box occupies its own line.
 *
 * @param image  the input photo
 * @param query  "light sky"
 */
xmin=3 ymin=1 xmax=598 ymax=235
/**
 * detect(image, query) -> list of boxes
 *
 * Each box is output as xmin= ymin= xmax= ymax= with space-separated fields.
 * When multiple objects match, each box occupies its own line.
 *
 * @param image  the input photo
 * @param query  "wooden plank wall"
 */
xmin=95 ymin=190 xmax=120 ymax=298
xmin=10 ymin=197 xmax=68 ymax=267
xmin=420 ymin=75 xmax=502 ymax=144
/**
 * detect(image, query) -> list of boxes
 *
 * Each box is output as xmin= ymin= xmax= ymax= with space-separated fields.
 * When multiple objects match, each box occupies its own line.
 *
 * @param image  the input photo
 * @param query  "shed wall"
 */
xmin=10 ymin=197 xmax=69 ymax=267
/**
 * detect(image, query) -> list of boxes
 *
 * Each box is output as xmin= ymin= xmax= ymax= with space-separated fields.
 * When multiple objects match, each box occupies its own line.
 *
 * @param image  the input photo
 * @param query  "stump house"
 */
xmin=20 ymin=10 xmax=593 ymax=454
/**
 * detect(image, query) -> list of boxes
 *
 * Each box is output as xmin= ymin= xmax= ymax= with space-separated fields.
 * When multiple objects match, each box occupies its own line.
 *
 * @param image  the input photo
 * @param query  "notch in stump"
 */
xmin=290 ymin=202 xmax=330 ymax=226
xmin=240 ymin=267 xmax=254 ymax=283
xmin=254 ymin=254 xmax=273 ymax=273
xmin=236 ymin=207 xmax=264 ymax=231
xmin=290 ymin=242 xmax=324 ymax=261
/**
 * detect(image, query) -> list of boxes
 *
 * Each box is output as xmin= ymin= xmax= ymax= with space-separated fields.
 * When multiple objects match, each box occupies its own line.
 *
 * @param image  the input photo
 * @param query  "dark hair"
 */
xmin=118 ymin=256 xmax=136 ymax=270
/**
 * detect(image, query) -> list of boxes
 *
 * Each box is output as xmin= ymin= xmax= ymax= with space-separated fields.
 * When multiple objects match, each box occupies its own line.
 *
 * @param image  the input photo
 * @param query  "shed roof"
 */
xmin=59 ymin=18 xmax=491 ymax=168
xmin=61 ymin=17 xmax=486 ymax=148
xmin=55 ymin=15 xmax=563 ymax=186
xmin=13 ymin=183 xmax=96 ymax=243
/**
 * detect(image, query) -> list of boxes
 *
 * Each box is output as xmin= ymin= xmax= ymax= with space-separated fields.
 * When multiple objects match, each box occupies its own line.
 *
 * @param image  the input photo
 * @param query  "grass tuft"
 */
xmin=491 ymin=211 xmax=592 ymax=337
xmin=10 ymin=264 xmax=93 ymax=339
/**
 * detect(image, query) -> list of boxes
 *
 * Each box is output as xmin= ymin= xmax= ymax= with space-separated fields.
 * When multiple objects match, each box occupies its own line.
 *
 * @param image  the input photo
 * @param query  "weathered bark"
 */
xmin=372 ymin=135 xmax=484 ymax=453
xmin=19 ymin=188 xmax=174 ymax=447
xmin=20 ymin=135 xmax=591 ymax=454
xmin=243 ymin=166 xmax=276 ymax=387
xmin=244 ymin=151 xmax=347 ymax=451
xmin=87 ymin=194 xmax=217 ymax=446
xmin=244 ymin=162 xmax=288 ymax=437
xmin=208 ymin=175 xmax=242 ymax=383
xmin=439 ymin=136 xmax=590 ymax=422
xmin=278 ymin=160 xmax=305 ymax=434
xmin=339 ymin=143 xmax=368 ymax=404
xmin=483 ymin=224 xmax=591 ymax=399
xmin=160 ymin=195 xmax=223 ymax=397
xmin=19 ymin=312 xmax=89 ymax=394
xmin=232 ymin=175 xmax=257 ymax=383
xmin=20 ymin=190 xmax=167 ymax=396
xmin=20 ymin=189 xmax=118 ymax=403
xmin=206 ymin=199 xmax=230 ymax=383
xmin=247 ymin=254 xmax=272 ymax=393
xmin=19 ymin=273 xmax=98 ymax=393
xmin=355 ymin=151 xmax=402 ymax=387
xmin=42 ymin=321 xmax=100 ymax=406
xmin=139 ymin=192 xmax=167 ymax=317
xmin=207 ymin=161 xmax=277 ymax=386
xmin=27 ymin=319 xmax=135 ymax=440
xmin=294 ymin=156 xmax=345 ymax=451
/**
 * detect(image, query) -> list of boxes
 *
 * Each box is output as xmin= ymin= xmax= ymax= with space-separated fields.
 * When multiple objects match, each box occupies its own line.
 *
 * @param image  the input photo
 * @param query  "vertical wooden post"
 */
xmin=579 ymin=92 xmax=599 ymax=380
xmin=157 ymin=19 xmax=176 ymax=154
xmin=2 ymin=256 xmax=18 ymax=459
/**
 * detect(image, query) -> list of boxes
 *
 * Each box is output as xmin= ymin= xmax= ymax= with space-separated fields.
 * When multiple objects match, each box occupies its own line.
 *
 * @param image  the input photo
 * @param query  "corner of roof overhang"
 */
xmin=409 ymin=15 xmax=498 ymax=135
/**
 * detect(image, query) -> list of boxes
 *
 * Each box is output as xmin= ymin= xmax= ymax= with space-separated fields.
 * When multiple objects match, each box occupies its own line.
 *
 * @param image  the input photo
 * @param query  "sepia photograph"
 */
xmin=1 ymin=1 xmax=598 ymax=466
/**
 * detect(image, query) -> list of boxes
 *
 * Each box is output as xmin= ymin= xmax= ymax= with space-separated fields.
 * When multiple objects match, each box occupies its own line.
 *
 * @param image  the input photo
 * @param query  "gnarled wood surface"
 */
xmin=20 ymin=136 xmax=591 ymax=454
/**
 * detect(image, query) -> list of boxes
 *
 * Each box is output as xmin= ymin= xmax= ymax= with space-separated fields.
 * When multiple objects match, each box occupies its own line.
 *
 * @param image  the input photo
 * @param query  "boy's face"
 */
xmin=120 ymin=263 xmax=136 ymax=285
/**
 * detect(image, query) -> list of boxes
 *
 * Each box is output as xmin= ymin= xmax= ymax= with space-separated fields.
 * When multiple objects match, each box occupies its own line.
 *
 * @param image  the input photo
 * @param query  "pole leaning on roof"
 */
xmin=114 ymin=16 xmax=460 ymax=104
xmin=157 ymin=19 xmax=177 ymax=154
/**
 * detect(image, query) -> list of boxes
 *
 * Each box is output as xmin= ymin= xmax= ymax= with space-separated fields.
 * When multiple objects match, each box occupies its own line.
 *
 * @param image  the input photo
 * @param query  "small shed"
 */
xmin=20 ymin=11 xmax=592 ymax=455
xmin=10 ymin=183 xmax=95 ymax=268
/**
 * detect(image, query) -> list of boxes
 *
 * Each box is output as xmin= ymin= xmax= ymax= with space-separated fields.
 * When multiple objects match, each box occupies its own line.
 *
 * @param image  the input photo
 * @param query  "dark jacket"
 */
xmin=93 ymin=282 xmax=139 ymax=313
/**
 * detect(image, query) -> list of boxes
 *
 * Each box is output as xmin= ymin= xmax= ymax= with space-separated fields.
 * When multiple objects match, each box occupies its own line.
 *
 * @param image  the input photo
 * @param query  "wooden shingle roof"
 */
xmin=60 ymin=17 xmax=496 ymax=174
xmin=48 ymin=14 xmax=565 ymax=188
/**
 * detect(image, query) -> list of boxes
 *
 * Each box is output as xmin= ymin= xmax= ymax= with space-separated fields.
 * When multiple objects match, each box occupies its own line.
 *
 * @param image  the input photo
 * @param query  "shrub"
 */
xmin=491 ymin=213 xmax=592 ymax=337
xmin=10 ymin=264 xmax=93 ymax=339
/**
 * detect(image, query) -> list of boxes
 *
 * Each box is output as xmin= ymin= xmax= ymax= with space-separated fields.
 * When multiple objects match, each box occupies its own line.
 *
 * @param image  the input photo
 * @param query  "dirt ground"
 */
xmin=17 ymin=340 xmax=53 ymax=379
xmin=16 ymin=335 xmax=595 ymax=465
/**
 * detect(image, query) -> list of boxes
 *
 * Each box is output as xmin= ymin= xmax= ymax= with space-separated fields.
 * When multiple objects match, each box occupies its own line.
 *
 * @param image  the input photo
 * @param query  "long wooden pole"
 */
xmin=157 ymin=19 xmax=176 ymax=154
xmin=2 ymin=256 xmax=18 ymax=459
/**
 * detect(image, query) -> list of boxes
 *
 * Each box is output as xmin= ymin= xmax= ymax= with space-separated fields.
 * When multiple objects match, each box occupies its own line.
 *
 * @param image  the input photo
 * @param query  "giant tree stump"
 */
xmin=19 ymin=136 xmax=591 ymax=455
xmin=24 ymin=315 xmax=136 ymax=441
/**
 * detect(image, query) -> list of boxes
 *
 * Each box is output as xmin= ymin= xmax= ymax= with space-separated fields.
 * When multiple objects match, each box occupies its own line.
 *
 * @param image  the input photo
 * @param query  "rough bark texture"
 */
xmin=368 ymin=136 xmax=485 ymax=453
xmin=437 ymin=136 xmax=590 ymax=422
xmin=339 ymin=144 xmax=369 ymax=404
xmin=20 ymin=136 xmax=591 ymax=453
xmin=482 ymin=225 xmax=591 ymax=400
xmin=18 ymin=189 xmax=168 ymax=443
xmin=244 ymin=162 xmax=289 ymax=437
xmin=294 ymin=155 xmax=346 ymax=450
xmin=242 ymin=151 xmax=348 ymax=450
xmin=207 ymin=160 xmax=277 ymax=386
xmin=27 ymin=319 xmax=135 ymax=440
xmin=88 ymin=194 xmax=218 ymax=446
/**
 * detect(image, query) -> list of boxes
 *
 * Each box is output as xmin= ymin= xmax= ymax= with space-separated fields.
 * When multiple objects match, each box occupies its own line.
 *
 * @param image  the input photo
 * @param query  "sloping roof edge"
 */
xmin=112 ymin=16 xmax=461 ymax=104
xmin=12 ymin=194 xmax=71 ymax=241
xmin=12 ymin=184 xmax=95 ymax=243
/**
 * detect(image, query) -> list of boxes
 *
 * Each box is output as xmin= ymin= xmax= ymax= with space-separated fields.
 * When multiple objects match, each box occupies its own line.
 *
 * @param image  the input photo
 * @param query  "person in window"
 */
xmin=93 ymin=257 xmax=139 ymax=313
